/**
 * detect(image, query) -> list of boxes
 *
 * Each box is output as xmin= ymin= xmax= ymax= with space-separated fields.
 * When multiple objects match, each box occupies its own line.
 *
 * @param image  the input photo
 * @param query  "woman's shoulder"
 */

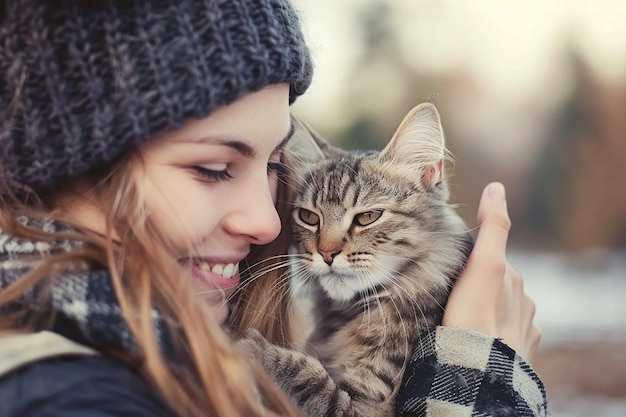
xmin=0 ymin=353 xmax=177 ymax=417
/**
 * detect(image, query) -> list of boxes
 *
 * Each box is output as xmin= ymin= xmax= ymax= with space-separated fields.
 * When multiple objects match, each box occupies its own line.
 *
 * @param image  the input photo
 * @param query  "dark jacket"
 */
xmin=0 ymin=329 xmax=547 ymax=417
xmin=0 ymin=354 xmax=176 ymax=417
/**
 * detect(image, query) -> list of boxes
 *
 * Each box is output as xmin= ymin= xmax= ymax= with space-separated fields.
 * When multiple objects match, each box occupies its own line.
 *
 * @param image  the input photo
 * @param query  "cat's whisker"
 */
xmin=242 ymin=253 xmax=304 ymax=272
xmin=283 ymin=168 xmax=311 ymax=194
xmin=281 ymin=153 xmax=321 ymax=196
xmin=356 ymin=271 xmax=383 ymax=333
xmin=379 ymin=266 xmax=447 ymax=316
xmin=240 ymin=253 xmax=307 ymax=280
xmin=236 ymin=252 xmax=298 ymax=278
xmin=229 ymin=259 xmax=297 ymax=304
xmin=377 ymin=285 xmax=416 ymax=382
xmin=367 ymin=261 xmax=446 ymax=332
xmin=238 ymin=272 xmax=296 ymax=322
xmin=286 ymin=259 xmax=317 ymax=297
xmin=238 ymin=264 xmax=291 ymax=292
xmin=370 ymin=273 xmax=417 ymax=347
xmin=246 ymin=264 xmax=308 ymax=296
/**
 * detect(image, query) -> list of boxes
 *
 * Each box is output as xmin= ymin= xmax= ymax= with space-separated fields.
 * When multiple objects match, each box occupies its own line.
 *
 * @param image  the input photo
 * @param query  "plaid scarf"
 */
xmin=0 ymin=216 xmax=175 ymax=359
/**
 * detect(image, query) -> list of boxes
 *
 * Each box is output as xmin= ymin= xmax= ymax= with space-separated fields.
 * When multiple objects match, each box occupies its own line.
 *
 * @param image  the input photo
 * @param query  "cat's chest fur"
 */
xmin=306 ymin=285 xmax=443 ymax=383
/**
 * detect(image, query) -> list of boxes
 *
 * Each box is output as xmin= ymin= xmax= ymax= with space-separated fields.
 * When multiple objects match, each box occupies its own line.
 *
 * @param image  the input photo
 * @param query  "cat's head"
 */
xmin=287 ymin=103 xmax=467 ymax=302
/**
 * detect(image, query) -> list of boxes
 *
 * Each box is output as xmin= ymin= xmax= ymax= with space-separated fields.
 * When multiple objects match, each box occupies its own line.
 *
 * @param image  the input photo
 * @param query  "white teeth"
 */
xmin=222 ymin=263 xmax=235 ymax=278
xmin=199 ymin=262 xmax=239 ymax=279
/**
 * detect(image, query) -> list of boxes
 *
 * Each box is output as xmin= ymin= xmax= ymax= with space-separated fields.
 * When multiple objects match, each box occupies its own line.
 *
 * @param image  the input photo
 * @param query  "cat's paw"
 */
xmin=235 ymin=328 xmax=273 ymax=366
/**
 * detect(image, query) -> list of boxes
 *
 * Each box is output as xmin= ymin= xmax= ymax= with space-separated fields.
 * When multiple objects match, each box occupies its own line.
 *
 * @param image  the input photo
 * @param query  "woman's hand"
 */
xmin=443 ymin=182 xmax=541 ymax=361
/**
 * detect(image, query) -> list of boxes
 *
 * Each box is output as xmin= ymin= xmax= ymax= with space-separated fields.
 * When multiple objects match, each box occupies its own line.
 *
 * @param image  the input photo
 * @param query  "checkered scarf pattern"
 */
xmin=0 ymin=216 xmax=176 ymax=359
xmin=396 ymin=326 xmax=549 ymax=417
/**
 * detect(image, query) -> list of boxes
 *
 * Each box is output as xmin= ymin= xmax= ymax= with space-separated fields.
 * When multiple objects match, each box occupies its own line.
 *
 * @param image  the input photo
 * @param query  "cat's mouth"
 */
xmin=314 ymin=267 xmax=351 ymax=280
xmin=318 ymin=272 xmax=367 ymax=301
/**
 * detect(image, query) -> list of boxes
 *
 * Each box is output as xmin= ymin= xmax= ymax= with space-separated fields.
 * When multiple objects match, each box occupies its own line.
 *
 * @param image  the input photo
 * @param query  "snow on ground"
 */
xmin=550 ymin=397 xmax=626 ymax=417
xmin=509 ymin=249 xmax=626 ymax=416
xmin=510 ymin=249 xmax=626 ymax=343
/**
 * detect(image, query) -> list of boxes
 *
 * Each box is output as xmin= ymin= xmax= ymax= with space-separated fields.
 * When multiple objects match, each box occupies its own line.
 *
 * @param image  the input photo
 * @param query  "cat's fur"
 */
xmin=238 ymin=103 xmax=473 ymax=417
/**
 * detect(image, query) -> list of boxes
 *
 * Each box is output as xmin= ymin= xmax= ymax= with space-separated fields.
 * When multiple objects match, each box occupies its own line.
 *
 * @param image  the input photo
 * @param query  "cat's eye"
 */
xmin=354 ymin=210 xmax=383 ymax=226
xmin=298 ymin=208 xmax=320 ymax=226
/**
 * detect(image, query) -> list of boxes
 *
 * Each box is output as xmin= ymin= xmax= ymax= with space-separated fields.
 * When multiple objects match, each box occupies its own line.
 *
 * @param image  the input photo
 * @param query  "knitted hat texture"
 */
xmin=0 ymin=0 xmax=313 ymax=196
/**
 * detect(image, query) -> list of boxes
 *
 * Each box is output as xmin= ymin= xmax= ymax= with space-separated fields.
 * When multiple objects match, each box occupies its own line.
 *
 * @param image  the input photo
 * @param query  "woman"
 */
xmin=0 ymin=1 xmax=546 ymax=417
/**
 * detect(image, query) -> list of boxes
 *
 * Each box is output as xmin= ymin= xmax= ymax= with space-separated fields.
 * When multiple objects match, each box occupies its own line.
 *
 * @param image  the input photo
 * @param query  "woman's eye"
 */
xmin=267 ymin=149 xmax=286 ymax=175
xmin=191 ymin=166 xmax=233 ymax=182
xmin=267 ymin=161 xmax=287 ymax=175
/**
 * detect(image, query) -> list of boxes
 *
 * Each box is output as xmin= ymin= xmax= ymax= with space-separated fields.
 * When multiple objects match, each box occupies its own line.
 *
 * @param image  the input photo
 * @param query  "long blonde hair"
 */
xmin=0 ymin=148 xmax=302 ymax=416
xmin=227 ymin=155 xmax=298 ymax=347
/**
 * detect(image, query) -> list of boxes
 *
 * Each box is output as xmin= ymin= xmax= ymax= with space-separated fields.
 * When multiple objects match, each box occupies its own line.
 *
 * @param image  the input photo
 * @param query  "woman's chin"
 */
xmin=196 ymin=291 xmax=230 ymax=324
xmin=212 ymin=302 xmax=229 ymax=325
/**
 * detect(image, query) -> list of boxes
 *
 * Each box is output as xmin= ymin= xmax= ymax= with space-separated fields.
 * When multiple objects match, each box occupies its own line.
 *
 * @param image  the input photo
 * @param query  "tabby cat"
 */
xmin=238 ymin=103 xmax=473 ymax=417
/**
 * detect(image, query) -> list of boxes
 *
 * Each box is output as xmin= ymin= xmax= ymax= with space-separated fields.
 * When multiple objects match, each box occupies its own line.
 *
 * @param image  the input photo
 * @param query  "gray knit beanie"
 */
xmin=0 ymin=0 xmax=313 ymax=198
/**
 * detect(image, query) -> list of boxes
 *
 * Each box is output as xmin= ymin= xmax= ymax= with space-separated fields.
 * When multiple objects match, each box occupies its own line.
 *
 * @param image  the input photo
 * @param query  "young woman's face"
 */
xmin=137 ymin=84 xmax=292 ymax=323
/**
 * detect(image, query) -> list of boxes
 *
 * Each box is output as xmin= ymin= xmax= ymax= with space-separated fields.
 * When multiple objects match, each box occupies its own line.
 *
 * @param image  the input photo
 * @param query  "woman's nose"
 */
xmin=224 ymin=176 xmax=282 ymax=245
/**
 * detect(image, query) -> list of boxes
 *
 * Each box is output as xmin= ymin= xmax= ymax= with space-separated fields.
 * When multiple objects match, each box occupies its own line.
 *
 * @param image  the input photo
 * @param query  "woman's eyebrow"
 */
xmin=187 ymin=137 xmax=256 ymax=157
xmin=182 ymin=122 xmax=295 ymax=158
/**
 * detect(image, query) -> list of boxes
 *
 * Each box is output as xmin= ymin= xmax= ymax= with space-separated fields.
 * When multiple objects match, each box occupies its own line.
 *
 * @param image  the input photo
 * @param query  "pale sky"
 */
xmin=290 ymin=0 xmax=626 ymax=169
xmin=292 ymin=0 xmax=626 ymax=127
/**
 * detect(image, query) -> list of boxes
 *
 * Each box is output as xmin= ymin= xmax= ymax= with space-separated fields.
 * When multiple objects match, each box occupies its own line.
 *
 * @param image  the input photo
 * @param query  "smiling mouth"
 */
xmin=206 ymin=262 xmax=239 ymax=279
xmin=194 ymin=260 xmax=240 ymax=279
xmin=179 ymin=259 xmax=241 ymax=279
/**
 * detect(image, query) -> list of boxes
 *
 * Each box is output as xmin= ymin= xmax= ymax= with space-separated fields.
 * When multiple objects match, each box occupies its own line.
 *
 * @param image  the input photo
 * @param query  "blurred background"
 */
xmin=290 ymin=1 xmax=626 ymax=416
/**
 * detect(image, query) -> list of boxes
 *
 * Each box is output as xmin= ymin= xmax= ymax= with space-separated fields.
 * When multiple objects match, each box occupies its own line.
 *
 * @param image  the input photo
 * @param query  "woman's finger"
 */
xmin=473 ymin=182 xmax=511 ymax=263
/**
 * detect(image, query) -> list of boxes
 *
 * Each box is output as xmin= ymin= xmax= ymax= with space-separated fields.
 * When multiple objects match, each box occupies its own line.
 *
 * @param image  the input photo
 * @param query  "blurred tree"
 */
xmin=565 ymin=78 xmax=626 ymax=250
xmin=527 ymin=56 xmax=626 ymax=251
xmin=335 ymin=1 xmax=441 ymax=151
xmin=525 ymin=55 xmax=587 ymax=249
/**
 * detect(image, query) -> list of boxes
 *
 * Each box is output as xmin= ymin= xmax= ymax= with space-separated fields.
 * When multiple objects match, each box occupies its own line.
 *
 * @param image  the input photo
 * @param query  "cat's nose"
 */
xmin=319 ymin=250 xmax=340 ymax=265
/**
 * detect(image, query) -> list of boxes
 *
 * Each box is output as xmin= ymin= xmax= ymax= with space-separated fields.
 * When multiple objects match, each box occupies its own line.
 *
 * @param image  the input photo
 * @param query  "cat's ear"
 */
xmin=285 ymin=115 xmax=347 ymax=164
xmin=379 ymin=103 xmax=448 ymax=189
